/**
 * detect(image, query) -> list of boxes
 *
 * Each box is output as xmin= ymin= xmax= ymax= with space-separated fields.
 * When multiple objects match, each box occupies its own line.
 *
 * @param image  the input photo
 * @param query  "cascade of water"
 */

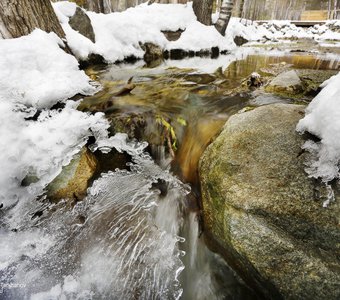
xmin=0 ymin=138 xmax=189 ymax=299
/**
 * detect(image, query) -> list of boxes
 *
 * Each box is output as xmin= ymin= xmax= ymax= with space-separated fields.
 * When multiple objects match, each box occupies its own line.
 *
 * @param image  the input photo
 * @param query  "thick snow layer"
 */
xmin=168 ymin=21 xmax=233 ymax=52
xmin=226 ymin=18 xmax=340 ymax=43
xmin=52 ymin=2 xmax=340 ymax=63
xmin=0 ymin=29 xmax=96 ymax=108
xmin=53 ymin=2 xmax=235 ymax=62
xmin=226 ymin=18 xmax=315 ymax=41
xmin=0 ymin=29 xmax=109 ymax=213
xmin=297 ymin=72 xmax=340 ymax=182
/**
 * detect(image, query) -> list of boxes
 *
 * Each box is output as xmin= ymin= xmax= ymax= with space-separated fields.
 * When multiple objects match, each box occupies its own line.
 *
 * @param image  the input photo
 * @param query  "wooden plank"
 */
xmin=301 ymin=10 xmax=328 ymax=21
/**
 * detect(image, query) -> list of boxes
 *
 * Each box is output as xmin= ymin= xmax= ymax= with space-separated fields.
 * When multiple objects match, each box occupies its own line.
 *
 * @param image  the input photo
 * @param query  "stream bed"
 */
xmin=0 ymin=44 xmax=339 ymax=299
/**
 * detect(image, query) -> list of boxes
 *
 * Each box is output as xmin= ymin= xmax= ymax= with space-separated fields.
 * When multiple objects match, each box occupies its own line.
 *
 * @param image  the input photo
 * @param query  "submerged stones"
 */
xmin=199 ymin=104 xmax=340 ymax=299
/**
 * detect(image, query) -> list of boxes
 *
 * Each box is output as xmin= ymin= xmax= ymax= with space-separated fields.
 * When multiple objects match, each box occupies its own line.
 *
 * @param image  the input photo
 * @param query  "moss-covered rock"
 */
xmin=47 ymin=147 xmax=97 ymax=202
xmin=199 ymin=104 xmax=340 ymax=299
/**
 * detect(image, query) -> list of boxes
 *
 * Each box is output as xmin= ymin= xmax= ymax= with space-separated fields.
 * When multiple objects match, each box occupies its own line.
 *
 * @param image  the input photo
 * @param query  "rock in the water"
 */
xmin=297 ymin=69 xmax=339 ymax=97
xmin=184 ymin=73 xmax=216 ymax=84
xmin=266 ymin=70 xmax=303 ymax=94
xmin=247 ymin=72 xmax=263 ymax=87
xmin=199 ymin=104 xmax=340 ymax=300
xmin=140 ymin=42 xmax=163 ymax=63
xmin=47 ymin=148 xmax=97 ymax=202
xmin=69 ymin=7 xmax=96 ymax=43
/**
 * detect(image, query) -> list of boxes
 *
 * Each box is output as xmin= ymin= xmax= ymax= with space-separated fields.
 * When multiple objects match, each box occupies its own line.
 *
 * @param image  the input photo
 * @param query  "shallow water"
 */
xmin=81 ymin=48 xmax=339 ymax=184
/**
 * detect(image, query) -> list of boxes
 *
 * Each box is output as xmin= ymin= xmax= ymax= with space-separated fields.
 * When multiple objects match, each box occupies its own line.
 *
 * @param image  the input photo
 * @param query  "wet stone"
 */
xmin=200 ymin=104 xmax=340 ymax=300
xmin=266 ymin=70 xmax=303 ymax=93
xmin=47 ymin=147 xmax=97 ymax=202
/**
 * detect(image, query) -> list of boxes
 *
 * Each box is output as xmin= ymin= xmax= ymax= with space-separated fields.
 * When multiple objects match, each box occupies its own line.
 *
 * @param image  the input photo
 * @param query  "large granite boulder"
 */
xmin=69 ymin=7 xmax=96 ymax=43
xmin=199 ymin=104 xmax=340 ymax=299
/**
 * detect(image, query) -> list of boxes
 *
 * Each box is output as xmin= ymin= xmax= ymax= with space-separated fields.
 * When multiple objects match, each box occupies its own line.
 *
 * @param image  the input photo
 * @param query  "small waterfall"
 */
xmin=0 ymin=137 xmax=189 ymax=299
xmin=179 ymin=213 xmax=252 ymax=300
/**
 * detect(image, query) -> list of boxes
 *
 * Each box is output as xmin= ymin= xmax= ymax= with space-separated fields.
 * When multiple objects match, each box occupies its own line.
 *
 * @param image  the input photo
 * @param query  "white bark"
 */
xmin=215 ymin=0 xmax=233 ymax=36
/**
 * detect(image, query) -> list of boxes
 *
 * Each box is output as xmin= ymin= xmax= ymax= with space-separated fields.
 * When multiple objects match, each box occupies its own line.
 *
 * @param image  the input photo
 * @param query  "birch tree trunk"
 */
xmin=334 ymin=0 xmax=338 ymax=19
xmin=215 ymin=0 xmax=233 ymax=36
xmin=0 ymin=0 xmax=65 ymax=39
xmin=193 ymin=0 xmax=213 ymax=25
xmin=237 ymin=0 xmax=245 ymax=18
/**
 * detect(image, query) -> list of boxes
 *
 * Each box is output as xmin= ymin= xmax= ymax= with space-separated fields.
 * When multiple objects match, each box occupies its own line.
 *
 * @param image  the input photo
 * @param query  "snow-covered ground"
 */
xmin=52 ymin=1 xmax=340 ymax=64
xmin=53 ymin=1 xmax=235 ymax=63
xmin=228 ymin=18 xmax=340 ymax=43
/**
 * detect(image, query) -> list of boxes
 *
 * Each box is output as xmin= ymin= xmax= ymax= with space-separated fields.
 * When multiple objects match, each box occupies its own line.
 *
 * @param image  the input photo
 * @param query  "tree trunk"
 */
xmin=0 ymin=0 xmax=65 ymax=39
xmin=237 ymin=0 xmax=245 ymax=18
xmin=193 ymin=0 xmax=213 ymax=25
xmin=334 ymin=0 xmax=338 ymax=19
xmin=215 ymin=0 xmax=233 ymax=36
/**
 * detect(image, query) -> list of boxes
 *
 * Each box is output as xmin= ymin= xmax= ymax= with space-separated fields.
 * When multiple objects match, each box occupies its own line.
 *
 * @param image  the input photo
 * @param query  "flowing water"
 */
xmin=1 ymin=46 xmax=339 ymax=299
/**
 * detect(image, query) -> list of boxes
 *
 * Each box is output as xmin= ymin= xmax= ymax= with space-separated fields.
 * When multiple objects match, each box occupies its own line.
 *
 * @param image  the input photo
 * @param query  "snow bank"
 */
xmin=0 ymin=29 xmax=109 ymax=211
xmin=226 ymin=18 xmax=340 ymax=43
xmin=0 ymin=29 xmax=96 ymax=108
xmin=226 ymin=18 xmax=315 ymax=41
xmin=168 ymin=21 xmax=233 ymax=52
xmin=297 ymin=72 xmax=340 ymax=182
xmin=53 ymin=2 xmax=235 ymax=63
xmin=52 ymin=1 xmax=340 ymax=63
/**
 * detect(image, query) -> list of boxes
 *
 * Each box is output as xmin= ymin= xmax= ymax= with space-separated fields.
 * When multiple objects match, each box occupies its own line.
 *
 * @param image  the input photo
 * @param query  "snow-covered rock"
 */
xmin=0 ymin=29 xmax=109 ymax=212
xmin=53 ymin=1 xmax=236 ymax=62
xmin=297 ymin=72 xmax=340 ymax=182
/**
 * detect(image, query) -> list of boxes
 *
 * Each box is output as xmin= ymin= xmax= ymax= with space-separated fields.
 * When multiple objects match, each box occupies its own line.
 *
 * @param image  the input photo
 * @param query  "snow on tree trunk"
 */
xmin=0 ymin=0 xmax=65 ymax=39
xmin=193 ymin=0 xmax=213 ymax=25
xmin=215 ymin=0 xmax=233 ymax=36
